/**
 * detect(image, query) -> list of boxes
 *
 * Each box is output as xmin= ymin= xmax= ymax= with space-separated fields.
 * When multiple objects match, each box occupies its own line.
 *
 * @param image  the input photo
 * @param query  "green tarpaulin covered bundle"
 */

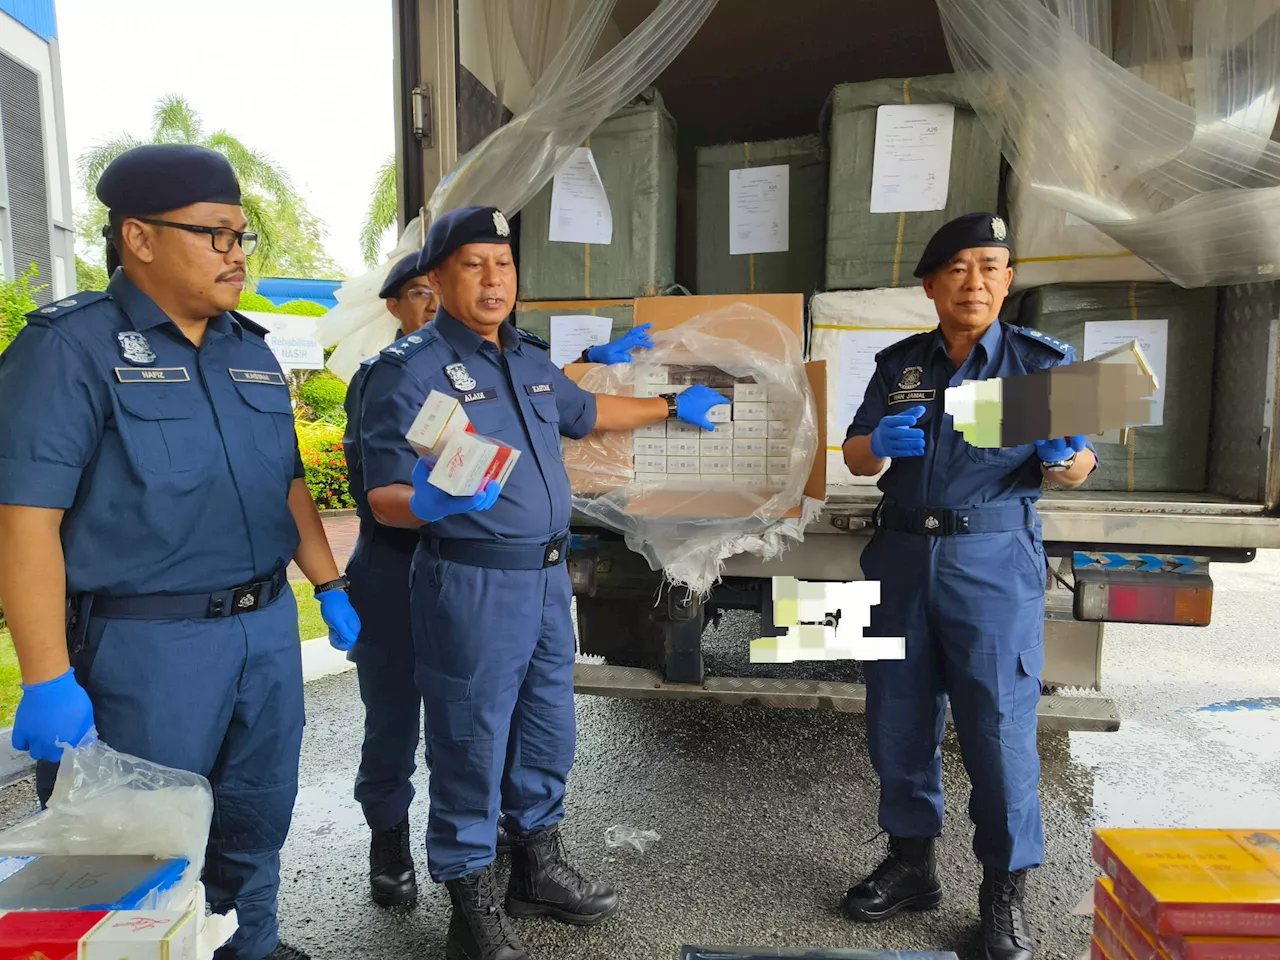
xmin=1014 ymin=282 xmax=1218 ymax=493
xmin=518 ymin=89 xmax=677 ymax=301
xmin=824 ymin=73 xmax=1002 ymax=291
xmin=695 ymin=136 xmax=828 ymax=296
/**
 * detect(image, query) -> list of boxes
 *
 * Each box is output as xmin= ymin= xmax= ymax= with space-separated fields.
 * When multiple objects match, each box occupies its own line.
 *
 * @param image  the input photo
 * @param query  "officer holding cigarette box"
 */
xmin=0 ymin=144 xmax=360 ymax=960
xmin=343 ymin=248 xmax=653 ymax=910
xmin=358 ymin=205 xmax=726 ymax=960
xmin=840 ymin=213 xmax=1097 ymax=960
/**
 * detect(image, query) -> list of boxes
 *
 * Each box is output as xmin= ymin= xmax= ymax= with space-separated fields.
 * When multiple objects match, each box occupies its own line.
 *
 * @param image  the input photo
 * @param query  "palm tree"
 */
xmin=77 ymin=94 xmax=342 ymax=283
xmin=359 ymin=154 xmax=399 ymax=268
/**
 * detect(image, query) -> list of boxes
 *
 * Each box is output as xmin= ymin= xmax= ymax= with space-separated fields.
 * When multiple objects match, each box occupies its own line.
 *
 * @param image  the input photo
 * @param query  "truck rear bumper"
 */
xmin=573 ymin=663 xmax=1121 ymax=732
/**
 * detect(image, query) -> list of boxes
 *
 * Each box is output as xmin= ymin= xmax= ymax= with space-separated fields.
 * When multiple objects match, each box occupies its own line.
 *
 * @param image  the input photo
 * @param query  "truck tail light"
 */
xmin=1074 ymin=577 xmax=1213 ymax=626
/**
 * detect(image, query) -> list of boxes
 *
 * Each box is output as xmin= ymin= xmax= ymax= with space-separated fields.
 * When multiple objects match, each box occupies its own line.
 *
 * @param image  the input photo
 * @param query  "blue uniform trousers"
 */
xmin=346 ymin=523 xmax=424 ymax=832
xmin=410 ymin=540 xmax=577 ymax=883
xmin=858 ymin=502 xmax=1047 ymax=873
xmin=36 ymin=590 xmax=304 ymax=960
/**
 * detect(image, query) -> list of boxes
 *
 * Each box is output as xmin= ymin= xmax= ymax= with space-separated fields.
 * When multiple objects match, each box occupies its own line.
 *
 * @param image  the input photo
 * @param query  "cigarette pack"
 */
xmin=407 ymin=390 xmax=474 ymax=459
xmin=732 ymin=382 xmax=768 ymax=402
xmin=767 ymin=419 xmax=795 ymax=439
xmin=733 ymin=438 xmax=766 ymax=457
xmin=428 ymin=433 xmax=520 ymax=497
xmin=700 ymin=437 xmax=733 ymax=457
xmin=668 ymin=457 xmax=700 ymax=475
xmin=733 ymin=457 xmax=766 ymax=476
xmin=1093 ymin=829 xmax=1280 ymax=937
xmin=733 ymin=401 xmax=768 ymax=421
xmin=634 ymin=455 xmax=668 ymax=474
xmin=699 ymin=457 xmax=733 ymax=475
xmin=633 ymin=438 xmax=668 ymax=457
xmin=734 ymin=420 xmax=767 ymax=440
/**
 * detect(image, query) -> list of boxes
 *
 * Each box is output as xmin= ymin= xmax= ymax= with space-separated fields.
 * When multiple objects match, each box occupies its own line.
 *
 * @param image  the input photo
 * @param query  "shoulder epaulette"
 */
xmin=379 ymin=328 xmax=435 ymax=365
xmin=229 ymin=309 xmax=271 ymax=339
xmin=360 ymin=354 xmax=380 ymax=368
xmin=1008 ymin=324 xmax=1072 ymax=358
xmin=27 ymin=291 xmax=110 ymax=321
xmin=874 ymin=330 xmax=932 ymax=363
xmin=515 ymin=326 xmax=551 ymax=352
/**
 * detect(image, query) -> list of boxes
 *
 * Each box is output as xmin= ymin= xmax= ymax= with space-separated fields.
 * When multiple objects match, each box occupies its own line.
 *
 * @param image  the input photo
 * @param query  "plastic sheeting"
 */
xmin=937 ymin=0 xmax=1280 ymax=288
xmin=562 ymin=304 xmax=820 ymax=596
xmin=315 ymin=0 xmax=717 ymax=378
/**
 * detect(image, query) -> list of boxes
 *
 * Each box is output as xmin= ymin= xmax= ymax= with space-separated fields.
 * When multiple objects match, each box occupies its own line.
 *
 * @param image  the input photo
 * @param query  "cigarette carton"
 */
xmin=701 ymin=437 xmax=733 ymax=457
xmin=428 ymin=433 xmax=520 ymax=497
xmin=733 ymin=401 xmax=768 ymax=421
xmin=668 ymin=438 xmax=701 ymax=458
xmin=767 ymin=457 xmax=791 ymax=477
xmin=733 ymin=382 xmax=768 ymax=402
xmin=634 ymin=455 xmax=667 ymax=474
xmin=706 ymin=403 xmax=732 ymax=424
xmin=734 ymin=420 xmax=767 ymax=440
xmin=634 ymin=423 xmax=667 ymax=439
xmin=767 ymin=438 xmax=792 ymax=458
xmin=633 ymin=438 xmax=668 ymax=457
xmin=733 ymin=438 xmax=766 ymax=457
xmin=407 ymin=390 xmax=474 ymax=459
xmin=767 ymin=419 xmax=795 ymax=439
xmin=733 ymin=457 xmax=766 ymax=475
xmin=700 ymin=457 xmax=734 ymax=475
xmin=668 ymin=457 xmax=701 ymax=475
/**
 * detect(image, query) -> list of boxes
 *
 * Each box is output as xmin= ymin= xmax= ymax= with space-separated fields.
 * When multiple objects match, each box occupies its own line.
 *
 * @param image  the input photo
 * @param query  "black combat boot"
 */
xmin=843 ymin=836 xmax=944 ymax=922
xmin=214 ymin=943 xmax=310 ymax=960
xmin=369 ymin=817 xmax=417 ymax=907
xmin=445 ymin=865 xmax=529 ymax=960
xmin=505 ymin=825 xmax=619 ymax=925
xmin=980 ymin=868 xmax=1035 ymax=960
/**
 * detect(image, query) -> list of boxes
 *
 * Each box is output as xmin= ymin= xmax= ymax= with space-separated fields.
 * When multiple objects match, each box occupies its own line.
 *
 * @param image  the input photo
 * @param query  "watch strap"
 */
xmin=313 ymin=577 xmax=349 ymax=597
xmin=658 ymin=392 xmax=678 ymax=419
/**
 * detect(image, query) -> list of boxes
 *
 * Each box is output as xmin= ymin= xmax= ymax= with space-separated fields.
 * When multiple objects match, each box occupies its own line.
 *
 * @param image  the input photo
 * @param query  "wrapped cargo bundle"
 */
xmin=808 ymin=288 xmax=939 ymax=485
xmin=695 ymin=135 xmax=828 ymax=296
xmin=513 ymin=299 xmax=634 ymax=359
xmin=518 ymin=88 xmax=677 ymax=301
xmin=1016 ymin=282 xmax=1217 ymax=493
xmin=824 ymin=73 xmax=1002 ymax=291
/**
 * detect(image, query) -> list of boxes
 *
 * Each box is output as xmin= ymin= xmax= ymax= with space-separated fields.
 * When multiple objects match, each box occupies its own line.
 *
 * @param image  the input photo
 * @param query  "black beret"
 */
xmin=96 ymin=144 xmax=242 ymax=214
xmin=379 ymin=252 xmax=432 ymax=299
xmin=415 ymin=205 xmax=511 ymax=273
xmin=913 ymin=212 xmax=1012 ymax=278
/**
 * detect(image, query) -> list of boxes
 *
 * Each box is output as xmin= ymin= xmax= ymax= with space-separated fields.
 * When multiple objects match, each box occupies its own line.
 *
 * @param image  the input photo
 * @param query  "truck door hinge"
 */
xmin=412 ymin=85 xmax=433 ymax=146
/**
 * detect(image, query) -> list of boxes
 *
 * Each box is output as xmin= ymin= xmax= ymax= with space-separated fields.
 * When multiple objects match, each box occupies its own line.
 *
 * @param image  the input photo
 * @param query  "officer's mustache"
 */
xmin=217 ymin=269 xmax=246 ymax=283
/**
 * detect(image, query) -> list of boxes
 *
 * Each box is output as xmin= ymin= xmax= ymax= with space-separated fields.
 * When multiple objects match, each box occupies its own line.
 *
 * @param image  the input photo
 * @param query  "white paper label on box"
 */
xmin=733 ymin=401 xmax=768 ymax=421
xmin=869 ymin=103 xmax=956 ymax=214
xmin=700 ymin=457 xmax=733 ymax=475
xmin=549 ymin=314 xmax=613 ymax=369
xmin=733 ymin=438 xmax=766 ymax=457
xmin=634 ymin=438 xmax=667 ymax=456
xmin=733 ymin=382 xmax=769 ymax=402
xmin=1083 ymin=319 xmax=1169 ymax=426
xmin=735 ymin=420 xmax=767 ymax=439
xmin=634 ymin=455 xmax=667 ymax=473
xmin=635 ymin=423 xmax=667 ymax=439
xmin=767 ymin=438 xmax=791 ymax=458
xmin=835 ymin=328 xmax=932 ymax=434
xmin=734 ymin=456 xmax=766 ymax=475
xmin=669 ymin=457 xmax=701 ymax=475
xmin=729 ymin=163 xmax=789 ymax=256
xmin=701 ymin=438 xmax=733 ymax=457
xmin=548 ymin=146 xmax=613 ymax=245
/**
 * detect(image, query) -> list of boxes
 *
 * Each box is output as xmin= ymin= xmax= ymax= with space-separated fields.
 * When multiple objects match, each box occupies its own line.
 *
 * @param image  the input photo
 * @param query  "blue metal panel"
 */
xmin=0 ymin=0 xmax=57 ymax=41
xmin=255 ymin=276 xmax=340 ymax=310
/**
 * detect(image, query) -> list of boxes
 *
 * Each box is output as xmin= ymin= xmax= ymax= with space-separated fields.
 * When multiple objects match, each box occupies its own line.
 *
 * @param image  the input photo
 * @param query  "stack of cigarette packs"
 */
xmin=1090 ymin=828 xmax=1280 ymax=960
xmin=406 ymin=390 xmax=521 ymax=497
xmin=631 ymin=365 xmax=795 ymax=489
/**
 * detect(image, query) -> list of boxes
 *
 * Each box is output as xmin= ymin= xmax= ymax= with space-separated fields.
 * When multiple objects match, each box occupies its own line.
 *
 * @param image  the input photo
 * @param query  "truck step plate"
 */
xmin=573 ymin=664 xmax=1120 ymax=732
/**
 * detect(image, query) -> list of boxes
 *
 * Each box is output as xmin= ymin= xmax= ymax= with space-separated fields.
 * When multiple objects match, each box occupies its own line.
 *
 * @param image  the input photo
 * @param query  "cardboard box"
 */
xmin=733 ymin=438 xmax=767 ymax=457
xmin=429 ymin=433 xmax=520 ymax=497
xmin=701 ymin=437 xmax=733 ymax=457
xmin=734 ymin=456 xmax=766 ymax=475
xmin=633 ymin=438 xmax=668 ymax=457
xmin=0 ymin=909 xmax=197 ymax=960
xmin=406 ymin=390 xmax=474 ymax=460
xmin=564 ymin=293 xmax=827 ymax=519
xmin=733 ymin=382 xmax=769 ymax=402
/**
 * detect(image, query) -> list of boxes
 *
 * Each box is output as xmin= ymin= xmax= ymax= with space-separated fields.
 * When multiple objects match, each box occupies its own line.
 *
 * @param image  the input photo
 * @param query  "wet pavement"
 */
xmin=1 ymin=548 xmax=1276 ymax=960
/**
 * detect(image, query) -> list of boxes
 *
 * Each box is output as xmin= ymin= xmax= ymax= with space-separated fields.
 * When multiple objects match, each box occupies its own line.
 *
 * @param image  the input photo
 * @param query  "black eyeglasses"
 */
xmin=132 ymin=217 xmax=259 ymax=256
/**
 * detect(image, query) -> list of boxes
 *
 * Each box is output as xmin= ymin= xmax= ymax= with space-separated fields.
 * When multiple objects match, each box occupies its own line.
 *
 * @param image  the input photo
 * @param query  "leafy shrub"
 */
xmin=276 ymin=299 xmax=328 ymax=317
xmin=298 ymin=371 xmax=347 ymax=422
xmin=237 ymin=291 xmax=278 ymax=312
xmin=0 ymin=264 xmax=46 ymax=356
xmin=297 ymin=420 xmax=353 ymax=510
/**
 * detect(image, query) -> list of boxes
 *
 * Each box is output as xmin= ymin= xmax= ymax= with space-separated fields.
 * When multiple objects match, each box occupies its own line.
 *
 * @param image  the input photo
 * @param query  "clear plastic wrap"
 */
xmin=937 ymin=0 xmax=1280 ymax=288
xmin=0 ymin=737 xmax=214 ymax=910
xmin=563 ymin=304 xmax=820 ymax=597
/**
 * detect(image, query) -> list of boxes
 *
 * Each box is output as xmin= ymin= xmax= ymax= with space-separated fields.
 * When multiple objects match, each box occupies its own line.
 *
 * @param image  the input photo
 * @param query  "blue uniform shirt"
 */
xmin=0 ymin=271 xmax=305 ymax=596
xmin=343 ymin=357 xmax=379 ymax=525
xmin=846 ymin=320 xmax=1097 ymax=508
xmin=358 ymin=308 xmax=596 ymax=541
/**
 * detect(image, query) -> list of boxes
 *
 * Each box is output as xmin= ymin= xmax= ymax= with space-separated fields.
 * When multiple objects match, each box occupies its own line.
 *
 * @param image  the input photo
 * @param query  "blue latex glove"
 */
xmin=318 ymin=589 xmax=362 ymax=651
xmin=1034 ymin=435 xmax=1089 ymax=463
xmin=586 ymin=323 xmax=654 ymax=364
xmin=409 ymin=458 xmax=503 ymax=524
xmin=12 ymin=668 xmax=96 ymax=763
xmin=675 ymin=384 xmax=730 ymax=431
xmin=870 ymin=405 xmax=927 ymax=459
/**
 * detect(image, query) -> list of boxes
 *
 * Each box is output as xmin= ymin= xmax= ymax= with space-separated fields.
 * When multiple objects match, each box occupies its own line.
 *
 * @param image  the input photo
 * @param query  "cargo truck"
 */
xmin=387 ymin=0 xmax=1280 ymax=732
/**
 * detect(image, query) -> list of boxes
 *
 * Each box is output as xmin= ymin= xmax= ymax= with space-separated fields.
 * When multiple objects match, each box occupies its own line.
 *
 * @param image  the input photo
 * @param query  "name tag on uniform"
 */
xmin=229 ymin=368 xmax=287 ymax=385
xmin=460 ymin=389 xmax=498 ymax=404
xmin=115 ymin=367 xmax=190 ymax=383
xmin=888 ymin=389 xmax=936 ymax=406
xmin=525 ymin=383 xmax=554 ymax=396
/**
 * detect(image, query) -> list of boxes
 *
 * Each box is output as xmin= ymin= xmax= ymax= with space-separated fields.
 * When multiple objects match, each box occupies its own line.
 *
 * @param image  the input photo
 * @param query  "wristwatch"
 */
xmin=313 ymin=577 xmax=350 ymax=597
xmin=578 ymin=346 xmax=595 ymax=364
xmin=1040 ymin=453 xmax=1077 ymax=473
xmin=658 ymin=392 xmax=678 ymax=419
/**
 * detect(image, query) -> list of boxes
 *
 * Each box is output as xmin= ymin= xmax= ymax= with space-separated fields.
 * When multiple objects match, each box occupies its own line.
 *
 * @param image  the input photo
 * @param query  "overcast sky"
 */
xmin=57 ymin=0 xmax=397 ymax=278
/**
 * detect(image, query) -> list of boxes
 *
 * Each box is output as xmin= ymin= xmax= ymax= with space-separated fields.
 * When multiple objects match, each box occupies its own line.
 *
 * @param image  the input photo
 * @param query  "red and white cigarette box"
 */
xmin=407 ymin=390 xmax=474 ymax=459
xmin=0 ymin=907 xmax=197 ymax=960
xmin=427 ymin=432 xmax=521 ymax=497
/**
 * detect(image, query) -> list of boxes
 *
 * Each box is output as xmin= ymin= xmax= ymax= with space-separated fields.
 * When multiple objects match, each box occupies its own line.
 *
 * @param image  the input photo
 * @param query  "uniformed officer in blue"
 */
xmin=0 ymin=144 xmax=362 ymax=960
xmin=344 ymin=249 xmax=652 ymax=909
xmin=840 ymin=213 xmax=1097 ymax=960
xmin=358 ymin=205 xmax=725 ymax=960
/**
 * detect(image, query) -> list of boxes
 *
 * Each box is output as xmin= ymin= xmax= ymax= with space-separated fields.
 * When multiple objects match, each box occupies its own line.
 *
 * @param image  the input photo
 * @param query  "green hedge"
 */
xmin=298 ymin=371 xmax=347 ymax=421
xmin=297 ymin=421 xmax=353 ymax=510
xmin=0 ymin=264 xmax=45 ymax=356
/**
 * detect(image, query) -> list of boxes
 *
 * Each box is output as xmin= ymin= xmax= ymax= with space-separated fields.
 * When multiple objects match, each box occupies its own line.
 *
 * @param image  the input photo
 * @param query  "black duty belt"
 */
xmin=420 ymin=534 xmax=569 ymax=571
xmin=875 ymin=499 xmax=1036 ymax=536
xmin=83 ymin=567 xmax=290 ymax=620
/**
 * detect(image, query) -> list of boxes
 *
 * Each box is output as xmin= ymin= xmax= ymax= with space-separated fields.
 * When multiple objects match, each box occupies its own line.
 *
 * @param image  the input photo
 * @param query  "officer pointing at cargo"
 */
xmin=840 ymin=213 xmax=1097 ymax=960
xmin=344 ymin=250 xmax=653 ymax=908
xmin=358 ymin=205 xmax=726 ymax=960
xmin=0 ymin=144 xmax=361 ymax=960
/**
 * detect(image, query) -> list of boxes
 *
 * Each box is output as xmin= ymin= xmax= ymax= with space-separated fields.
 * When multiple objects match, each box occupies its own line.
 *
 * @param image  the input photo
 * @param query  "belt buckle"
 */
xmin=231 ymin=580 xmax=266 ymax=614
xmin=543 ymin=538 xmax=568 ymax=567
xmin=921 ymin=511 xmax=946 ymax=535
